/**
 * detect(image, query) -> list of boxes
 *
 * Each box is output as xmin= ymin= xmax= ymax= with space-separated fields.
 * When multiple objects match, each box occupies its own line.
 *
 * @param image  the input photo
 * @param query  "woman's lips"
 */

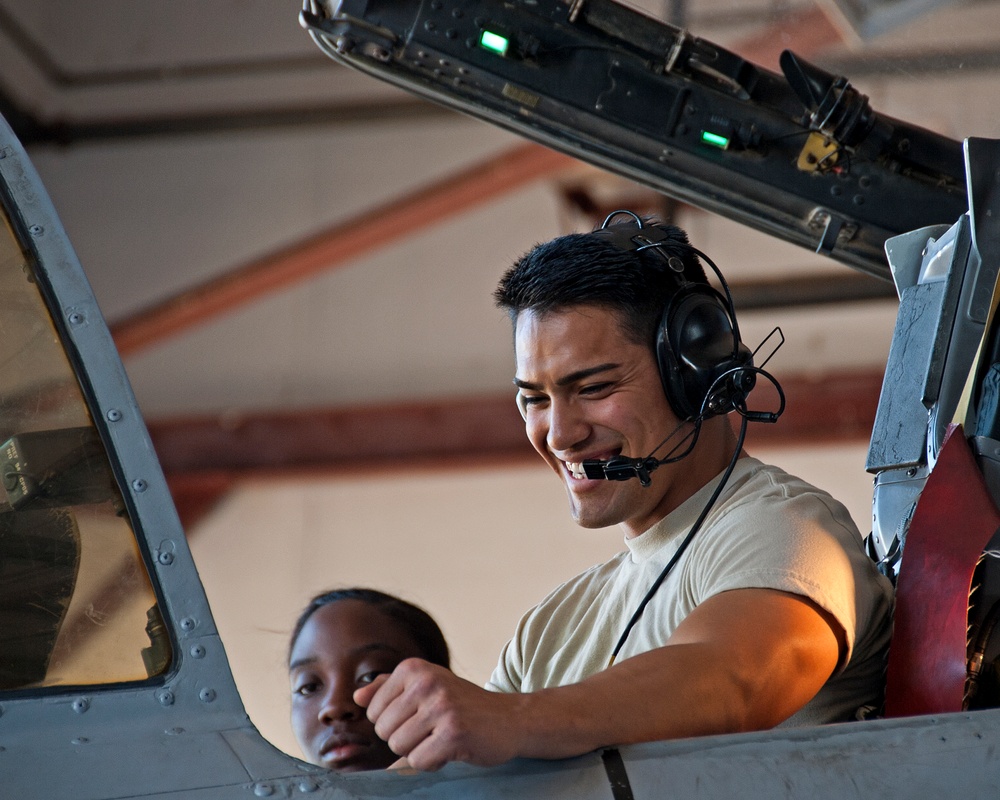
xmin=319 ymin=733 xmax=371 ymax=767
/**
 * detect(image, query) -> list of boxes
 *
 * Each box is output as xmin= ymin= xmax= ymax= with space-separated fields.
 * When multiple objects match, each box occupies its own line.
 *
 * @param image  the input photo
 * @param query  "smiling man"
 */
xmin=355 ymin=215 xmax=894 ymax=772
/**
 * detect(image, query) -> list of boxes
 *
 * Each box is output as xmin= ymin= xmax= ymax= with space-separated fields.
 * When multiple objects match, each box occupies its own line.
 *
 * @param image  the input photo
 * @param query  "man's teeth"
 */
xmin=567 ymin=462 xmax=587 ymax=479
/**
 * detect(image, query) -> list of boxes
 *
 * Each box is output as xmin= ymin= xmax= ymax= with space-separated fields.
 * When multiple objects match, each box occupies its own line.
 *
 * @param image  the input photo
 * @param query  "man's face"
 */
xmin=514 ymin=305 xmax=696 ymax=538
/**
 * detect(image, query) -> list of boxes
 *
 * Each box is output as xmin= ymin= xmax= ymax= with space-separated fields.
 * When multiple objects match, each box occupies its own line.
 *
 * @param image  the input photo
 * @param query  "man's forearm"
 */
xmin=507 ymin=590 xmax=842 ymax=760
xmin=508 ymin=643 xmax=759 ymax=759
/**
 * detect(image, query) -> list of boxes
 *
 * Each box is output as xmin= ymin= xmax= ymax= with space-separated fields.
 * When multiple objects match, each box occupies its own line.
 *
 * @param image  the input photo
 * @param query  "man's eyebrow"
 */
xmin=514 ymin=363 xmax=620 ymax=390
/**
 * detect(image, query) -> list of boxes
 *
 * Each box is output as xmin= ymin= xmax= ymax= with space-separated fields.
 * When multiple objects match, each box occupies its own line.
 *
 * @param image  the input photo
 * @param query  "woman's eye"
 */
xmin=294 ymin=681 xmax=319 ymax=697
xmin=520 ymin=394 xmax=546 ymax=407
xmin=581 ymin=382 xmax=612 ymax=396
xmin=357 ymin=670 xmax=387 ymax=686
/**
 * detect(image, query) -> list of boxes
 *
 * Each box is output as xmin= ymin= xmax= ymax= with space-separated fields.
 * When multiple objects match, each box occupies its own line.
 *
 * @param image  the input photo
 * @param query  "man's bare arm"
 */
xmin=356 ymin=588 xmax=843 ymax=771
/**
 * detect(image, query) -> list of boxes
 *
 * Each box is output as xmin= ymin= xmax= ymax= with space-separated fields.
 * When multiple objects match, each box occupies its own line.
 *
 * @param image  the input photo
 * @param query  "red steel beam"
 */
xmin=152 ymin=369 xmax=882 ymax=476
xmin=110 ymin=142 xmax=577 ymax=356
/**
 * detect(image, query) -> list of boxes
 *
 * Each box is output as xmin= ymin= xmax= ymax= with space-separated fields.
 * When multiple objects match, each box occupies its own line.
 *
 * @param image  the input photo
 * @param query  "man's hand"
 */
xmin=354 ymin=659 xmax=521 ymax=772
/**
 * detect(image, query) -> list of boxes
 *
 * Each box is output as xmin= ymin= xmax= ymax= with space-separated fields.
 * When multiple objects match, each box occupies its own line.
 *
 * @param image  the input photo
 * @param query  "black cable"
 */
xmin=608 ymin=409 xmax=749 ymax=665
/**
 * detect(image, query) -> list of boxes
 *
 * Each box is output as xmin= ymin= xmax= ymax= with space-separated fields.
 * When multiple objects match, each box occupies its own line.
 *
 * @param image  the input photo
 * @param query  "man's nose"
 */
xmin=545 ymin=398 xmax=589 ymax=453
xmin=318 ymin=682 xmax=361 ymax=723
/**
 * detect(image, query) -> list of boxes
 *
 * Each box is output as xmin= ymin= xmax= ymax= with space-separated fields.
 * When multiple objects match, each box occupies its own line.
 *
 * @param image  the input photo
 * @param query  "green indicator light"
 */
xmin=480 ymin=30 xmax=510 ymax=56
xmin=701 ymin=130 xmax=731 ymax=149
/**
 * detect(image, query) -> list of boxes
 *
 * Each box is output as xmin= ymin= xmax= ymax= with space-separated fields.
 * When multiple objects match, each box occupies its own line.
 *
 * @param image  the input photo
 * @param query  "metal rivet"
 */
xmin=253 ymin=785 xmax=275 ymax=798
xmin=106 ymin=409 xmax=122 ymax=422
xmin=298 ymin=780 xmax=319 ymax=793
xmin=165 ymin=727 xmax=185 ymax=736
xmin=180 ymin=617 xmax=196 ymax=631
xmin=72 ymin=737 xmax=89 ymax=745
xmin=132 ymin=478 xmax=148 ymax=492
xmin=28 ymin=225 xmax=43 ymax=236
xmin=852 ymin=195 xmax=865 ymax=205
xmin=190 ymin=644 xmax=206 ymax=659
xmin=199 ymin=688 xmax=216 ymax=703
xmin=907 ymin=467 xmax=918 ymax=477
xmin=72 ymin=697 xmax=90 ymax=714
xmin=68 ymin=312 xmax=85 ymax=325
xmin=157 ymin=551 xmax=174 ymax=565
xmin=157 ymin=690 xmax=175 ymax=707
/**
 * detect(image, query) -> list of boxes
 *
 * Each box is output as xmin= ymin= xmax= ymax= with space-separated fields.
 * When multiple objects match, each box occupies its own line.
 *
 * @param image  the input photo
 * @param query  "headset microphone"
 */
xmin=582 ymin=456 xmax=661 ymax=487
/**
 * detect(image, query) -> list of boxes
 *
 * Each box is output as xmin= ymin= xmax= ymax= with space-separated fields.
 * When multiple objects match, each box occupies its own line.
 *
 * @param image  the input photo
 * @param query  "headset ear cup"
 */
xmin=656 ymin=288 xmax=754 ymax=420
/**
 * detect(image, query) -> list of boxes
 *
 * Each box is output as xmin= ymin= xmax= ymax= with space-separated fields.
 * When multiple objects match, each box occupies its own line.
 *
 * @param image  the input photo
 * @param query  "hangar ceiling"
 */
xmin=1 ymin=0 xmax=999 ymax=524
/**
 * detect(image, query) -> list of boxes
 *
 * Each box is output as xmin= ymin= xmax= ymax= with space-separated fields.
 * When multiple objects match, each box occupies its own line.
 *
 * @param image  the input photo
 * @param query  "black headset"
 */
xmin=593 ymin=211 xmax=756 ymax=422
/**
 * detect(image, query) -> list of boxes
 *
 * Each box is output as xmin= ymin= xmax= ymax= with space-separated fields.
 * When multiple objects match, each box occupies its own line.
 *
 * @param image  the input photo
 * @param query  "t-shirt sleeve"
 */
xmin=484 ymin=637 xmax=520 ymax=693
xmin=686 ymin=480 xmax=871 ymax=668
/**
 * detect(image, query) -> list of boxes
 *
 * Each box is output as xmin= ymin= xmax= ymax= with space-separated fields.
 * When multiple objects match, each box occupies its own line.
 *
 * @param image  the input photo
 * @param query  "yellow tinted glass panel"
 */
xmin=0 ymin=210 xmax=170 ymax=689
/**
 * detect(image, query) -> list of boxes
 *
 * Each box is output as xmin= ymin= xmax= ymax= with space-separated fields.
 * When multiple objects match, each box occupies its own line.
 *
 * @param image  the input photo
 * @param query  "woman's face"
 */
xmin=289 ymin=599 xmax=422 ymax=771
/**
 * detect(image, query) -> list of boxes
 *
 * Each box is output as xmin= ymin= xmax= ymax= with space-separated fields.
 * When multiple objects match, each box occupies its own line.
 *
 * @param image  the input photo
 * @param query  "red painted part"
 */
xmin=885 ymin=424 xmax=1000 ymax=716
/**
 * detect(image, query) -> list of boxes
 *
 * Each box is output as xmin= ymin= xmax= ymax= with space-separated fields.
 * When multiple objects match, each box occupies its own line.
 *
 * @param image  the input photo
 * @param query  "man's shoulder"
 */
xmin=691 ymin=456 xmax=865 ymax=551
xmin=725 ymin=458 xmax=850 ymax=513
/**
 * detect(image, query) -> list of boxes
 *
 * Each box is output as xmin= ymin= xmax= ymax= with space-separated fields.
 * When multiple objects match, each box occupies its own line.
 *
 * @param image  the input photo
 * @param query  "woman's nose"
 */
xmin=318 ymin=681 xmax=360 ymax=723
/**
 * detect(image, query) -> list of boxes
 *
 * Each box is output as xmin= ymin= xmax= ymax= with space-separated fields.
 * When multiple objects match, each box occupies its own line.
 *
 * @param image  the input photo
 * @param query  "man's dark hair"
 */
xmin=288 ymin=587 xmax=450 ymax=668
xmin=494 ymin=220 xmax=708 ymax=348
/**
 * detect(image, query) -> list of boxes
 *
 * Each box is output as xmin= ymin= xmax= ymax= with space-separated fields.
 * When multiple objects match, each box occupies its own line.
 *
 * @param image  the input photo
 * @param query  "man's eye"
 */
xmin=520 ymin=394 xmax=546 ymax=407
xmin=294 ymin=681 xmax=319 ymax=697
xmin=581 ymin=383 xmax=612 ymax=396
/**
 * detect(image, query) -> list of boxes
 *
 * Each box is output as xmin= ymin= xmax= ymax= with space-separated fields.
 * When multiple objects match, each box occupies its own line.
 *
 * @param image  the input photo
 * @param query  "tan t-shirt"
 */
xmin=487 ymin=457 xmax=895 ymax=727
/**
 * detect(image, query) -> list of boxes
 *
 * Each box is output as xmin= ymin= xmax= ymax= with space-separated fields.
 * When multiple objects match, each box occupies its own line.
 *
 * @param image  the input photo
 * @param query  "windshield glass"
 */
xmin=0 ymin=210 xmax=169 ymax=690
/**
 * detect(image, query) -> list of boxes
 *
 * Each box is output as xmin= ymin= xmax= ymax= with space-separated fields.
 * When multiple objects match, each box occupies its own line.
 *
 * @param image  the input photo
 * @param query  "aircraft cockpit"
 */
xmin=4 ymin=0 xmax=1000 ymax=797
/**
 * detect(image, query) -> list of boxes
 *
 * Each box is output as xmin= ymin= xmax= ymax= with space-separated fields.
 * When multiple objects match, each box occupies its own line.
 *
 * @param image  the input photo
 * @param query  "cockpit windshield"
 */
xmin=0 ymin=209 xmax=169 ymax=691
